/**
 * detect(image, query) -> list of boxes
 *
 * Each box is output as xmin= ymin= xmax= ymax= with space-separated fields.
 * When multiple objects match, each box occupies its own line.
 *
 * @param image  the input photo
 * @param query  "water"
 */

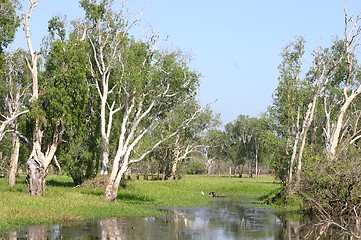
xmin=1 ymin=200 xmax=308 ymax=240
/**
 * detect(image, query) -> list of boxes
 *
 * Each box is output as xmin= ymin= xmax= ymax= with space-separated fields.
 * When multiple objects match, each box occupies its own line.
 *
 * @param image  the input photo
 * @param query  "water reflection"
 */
xmin=0 ymin=200 xmax=310 ymax=240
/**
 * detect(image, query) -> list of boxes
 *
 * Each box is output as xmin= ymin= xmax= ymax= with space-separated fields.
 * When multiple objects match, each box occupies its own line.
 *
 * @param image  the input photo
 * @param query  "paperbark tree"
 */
xmin=0 ymin=0 xmax=23 ymax=142
xmin=148 ymin=100 xmax=218 ymax=180
xmin=101 ymin=40 xmax=201 ymax=200
xmin=203 ymin=129 xmax=229 ymax=175
xmin=80 ymin=0 xmax=140 ymax=175
xmin=225 ymin=117 xmax=249 ymax=177
xmin=42 ymin=16 xmax=91 ymax=186
xmin=24 ymin=0 xmax=71 ymax=196
xmin=326 ymin=14 xmax=361 ymax=156
xmin=271 ymin=37 xmax=308 ymax=185
xmin=299 ymin=14 xmax=361 ymax=235
xmin=225 ymin=115 xmax=267 ymax=177
xmin=80 ymin=0 xmax=202 ymax=201
xmin=2 ymin=50 xmax=31 ymax=186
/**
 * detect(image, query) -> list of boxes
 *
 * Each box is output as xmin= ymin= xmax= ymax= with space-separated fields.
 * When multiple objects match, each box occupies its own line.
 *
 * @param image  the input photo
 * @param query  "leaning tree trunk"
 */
xmin=104 ymin=151 xmax=130 ymax=201
xmin=8 ymin=131 xmax=20 ymax=186
xmin=104 ymin=167 xmax=127 ymax=201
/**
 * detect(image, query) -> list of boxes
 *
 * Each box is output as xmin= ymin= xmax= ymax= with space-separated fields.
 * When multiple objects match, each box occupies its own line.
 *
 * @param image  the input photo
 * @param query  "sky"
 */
xmin=11 ymin=0 xmax=361 ymax=126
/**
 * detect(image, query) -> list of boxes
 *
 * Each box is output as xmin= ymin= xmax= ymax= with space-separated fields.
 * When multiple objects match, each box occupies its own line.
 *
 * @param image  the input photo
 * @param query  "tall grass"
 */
xmin=0 ymin=174 xmax=280 ymax=231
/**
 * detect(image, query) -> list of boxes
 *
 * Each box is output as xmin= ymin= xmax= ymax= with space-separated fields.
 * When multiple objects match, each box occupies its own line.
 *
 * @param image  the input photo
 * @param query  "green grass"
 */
xmin=0 ymin=174 xmax=281 ymax=231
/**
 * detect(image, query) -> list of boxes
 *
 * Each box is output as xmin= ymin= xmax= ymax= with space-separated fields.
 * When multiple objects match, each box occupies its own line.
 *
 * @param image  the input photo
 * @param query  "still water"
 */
xmin=1 ymin=200 xmax=308 ymax=240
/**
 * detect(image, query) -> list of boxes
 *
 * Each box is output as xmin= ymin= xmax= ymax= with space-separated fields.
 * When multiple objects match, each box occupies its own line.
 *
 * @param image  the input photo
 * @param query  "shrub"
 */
xmin=184 ymin=160 xmax=206 ymax=175
xmin=301 ymin=148 xmax=361 ymax=217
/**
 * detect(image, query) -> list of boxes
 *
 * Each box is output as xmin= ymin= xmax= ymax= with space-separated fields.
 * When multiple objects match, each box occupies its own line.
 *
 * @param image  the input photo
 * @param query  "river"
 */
xmin=0 ymin=199 xmax=342 ymax=239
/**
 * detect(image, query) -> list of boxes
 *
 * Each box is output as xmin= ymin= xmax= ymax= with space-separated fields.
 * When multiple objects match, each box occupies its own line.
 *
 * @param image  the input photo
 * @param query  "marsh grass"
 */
xmin=0 ymin=174 xmax=280 ymax=231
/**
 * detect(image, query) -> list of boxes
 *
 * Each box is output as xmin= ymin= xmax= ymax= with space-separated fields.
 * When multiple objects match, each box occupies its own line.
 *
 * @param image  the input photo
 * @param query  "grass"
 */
xmin=0 ymin=174 xmax=281 ymax=231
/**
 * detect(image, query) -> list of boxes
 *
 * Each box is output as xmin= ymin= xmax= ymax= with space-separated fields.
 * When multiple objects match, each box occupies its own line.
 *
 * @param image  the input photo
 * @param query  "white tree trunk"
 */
xmin=170 ymin=159 xmax=179 ymax=180
xmin=8 ymin=131 xmax=20 ymax=186
xmin=288 ymin=107 xmax=300 ymax=184
xmin=327 ymin=15 xmax=361 ymax=156
xmin=329 ymin=87 xmax=361 ymax=156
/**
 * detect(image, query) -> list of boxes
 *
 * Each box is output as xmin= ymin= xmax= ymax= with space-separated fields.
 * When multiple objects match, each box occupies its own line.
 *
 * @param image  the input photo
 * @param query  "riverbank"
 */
xmin=0 ymin=174 xmax=281 ymax=231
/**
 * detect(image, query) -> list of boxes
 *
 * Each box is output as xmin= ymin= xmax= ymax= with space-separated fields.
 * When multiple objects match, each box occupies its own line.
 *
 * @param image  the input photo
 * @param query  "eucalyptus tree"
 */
xmin=299 ymin=14 xmax=361 ymax=231
xmin=290 ymin=16 xmax=361 ymax=193
xmin=81 ymin=0 xmax=202 ymax=201
xmin=0 ymin=0 xmax=30 ymax=186
xmin=224 ymin=119 xmax=246 ymax=177
xmin=104 ymin=45 xmax=201 ymax=201
xmin=147 ymin=100 xmax=219 ymax=180
xmin=204 ymin=129 xmax=229 ymax=175
xmin=42 ymin=16 xmax=92 ymax=186
xmin=80 ymin=0 xmax=139 ymax=176
xmin=270 ymin=37 xmax=310 ymax=184
xmin=248 ymin=117 xmax=271 ymax=177
xmin=23 ymin=0 xmax=90 ymax=195
xmin=225 ymin=115 xmax=271 ymax=177
xmin=270 ymin=13 xmax=361 ymax=197
xmin=0 ymin=0 xmax=24 ymax=141
xmin=321 ymin=16 xmax=361 ymax=156
xmin=0 ymin=0 xmax=20 ymax=54
xmin=2 ymin=50 xmax=31 ymax=186
xmin=225 ymin=115 xmax=258 ymax=177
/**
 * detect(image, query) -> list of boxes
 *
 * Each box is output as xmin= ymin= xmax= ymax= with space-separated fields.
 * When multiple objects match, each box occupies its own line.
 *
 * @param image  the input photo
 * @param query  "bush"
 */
xmin=301 ymin=148 xmax=361 ymax=217
xmin=184 ymin=161 xmax=206 ymax=175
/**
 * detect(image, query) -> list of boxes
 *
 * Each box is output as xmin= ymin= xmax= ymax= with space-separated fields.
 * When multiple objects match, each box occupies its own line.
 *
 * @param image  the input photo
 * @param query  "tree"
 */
xmin=270 ymin=37 xmax=309 ymax=185
xmin=80 ymin=0 xmax=139 ymax=176
xmin=24 ymin=0 xmax=90 ymax=195
xmin=2 ymin=50 xmax=31 ymax=186
xmin=0 ymin=0 xmax=20 ymax=52
xmin=42 ymin=16 xmax=92 ymax=186
xmin=81 ymin=0 xmax=202 ymax=201
xmin=103 ymin=45 xmax=202 ymax=200
xmin=224 ymin=115 xmax=271 ymax=178
xmin=324 ymin=15 xmax=361 ymax=156
xmin=147 ymin=100 xmax=219 ymax=180
xmin=270 ymin=13 xmax=361 ymax=235
xmin=225 ymin=118 xmax=248 ymax=177
xmin=0 ymin=0 xmax=24 ymax=141
xmin=204 ymin=129 xmax=229 ymax=175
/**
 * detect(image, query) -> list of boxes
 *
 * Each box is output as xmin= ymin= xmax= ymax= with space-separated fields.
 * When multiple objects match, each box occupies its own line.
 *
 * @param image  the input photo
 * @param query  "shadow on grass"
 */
xmin=47 ymin=179 xmax=74 ymax=188
xmin=81 ymin=189 xmax=155 ymax=203
xmin=117 ymin=192 xmax=155 ymax=203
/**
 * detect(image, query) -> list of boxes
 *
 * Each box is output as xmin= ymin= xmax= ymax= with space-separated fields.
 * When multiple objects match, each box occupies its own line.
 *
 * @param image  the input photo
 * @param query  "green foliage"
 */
xmin=184 ymin=160 xmax=206 ymax=175
xmin=80 ymin=0 xmax=107 ymax=23
xmin=0 ymin=0 xmax=20 ymax=52
xmin=301 ymin=147 xmax=361 ymax=217
xmin=0 ymin=135 xmax=12 ymax=175
xmin=221 ymin=114 xmax=274 ymax=176
xmin=139 ymin=99 xmax=218 ymax=178
xmin=42 ymin=37 xmax=88 ymax=127
xmin=204 ymin=129 xmax=229 ymax=161
xmin=0 ymin=0 xmax=21 ymax=110
xmin=36 ymin=21 xmax=97 ymax=185
xmin=0 ymin=49 xmax=32 ymax=114
xmin=47 ymin=15 xmax=66 ymax=42
xmin=271 ymin=37 xmax=310 ymax=140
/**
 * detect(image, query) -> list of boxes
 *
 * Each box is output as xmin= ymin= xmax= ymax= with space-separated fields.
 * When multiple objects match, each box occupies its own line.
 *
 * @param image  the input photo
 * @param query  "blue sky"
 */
xmin=11 ymin=0 xmax=361 ymax=126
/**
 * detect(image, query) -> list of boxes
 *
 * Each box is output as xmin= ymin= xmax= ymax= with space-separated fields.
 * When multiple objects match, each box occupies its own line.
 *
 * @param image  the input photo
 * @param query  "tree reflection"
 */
xmin=5 ymin=200 xmax=358 ymax=239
